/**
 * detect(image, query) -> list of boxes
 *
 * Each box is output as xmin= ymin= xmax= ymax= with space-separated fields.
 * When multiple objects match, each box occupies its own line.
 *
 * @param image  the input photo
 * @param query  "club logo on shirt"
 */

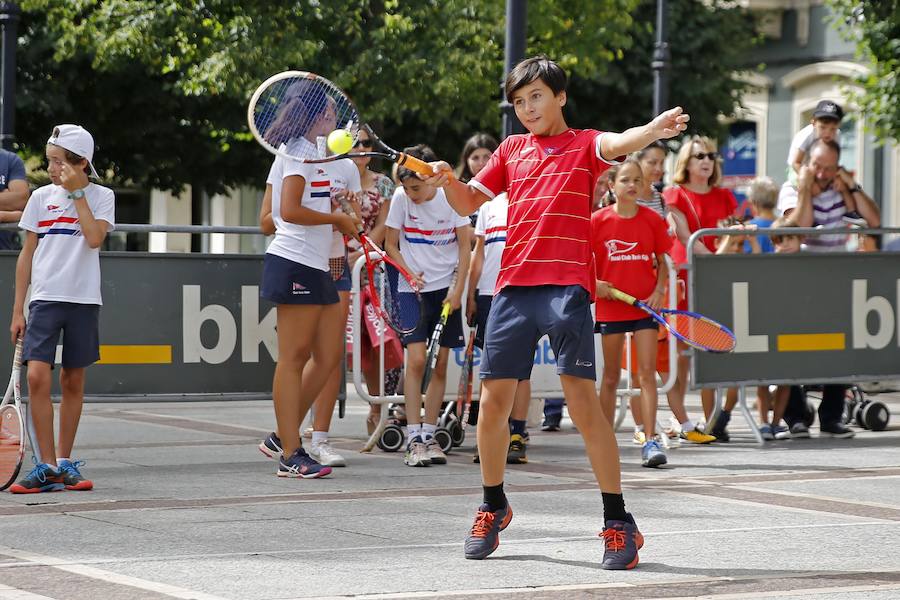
xmin=606 ymin=239 xmax=649 ymax=262
xmin=316 ymin=168 xmax=327 ymax=176
xmin=46 ymin=204 xmax=63 ymax=213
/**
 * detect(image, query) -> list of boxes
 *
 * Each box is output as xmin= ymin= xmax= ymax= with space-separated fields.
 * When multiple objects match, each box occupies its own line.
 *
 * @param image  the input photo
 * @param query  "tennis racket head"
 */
xmin=247 ymin=71 xmax=360 ymax=162
xmin=660 ymin=309 xmax=737 ymax=353
xmin=363 ymin=249 xmax=424 ymax=337
xmin=0 ymin=339 xmax=25 ymax=491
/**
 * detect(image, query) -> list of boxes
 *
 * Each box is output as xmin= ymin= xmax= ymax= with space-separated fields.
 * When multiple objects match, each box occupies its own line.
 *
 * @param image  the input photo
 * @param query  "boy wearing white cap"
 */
xmin=8 ymin=125 xmax=115 ymax=493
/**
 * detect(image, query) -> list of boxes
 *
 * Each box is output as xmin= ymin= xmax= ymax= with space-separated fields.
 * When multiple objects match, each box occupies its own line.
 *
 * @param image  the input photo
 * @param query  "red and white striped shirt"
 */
xmin=470 ymin=129 xmax=618 ymax=293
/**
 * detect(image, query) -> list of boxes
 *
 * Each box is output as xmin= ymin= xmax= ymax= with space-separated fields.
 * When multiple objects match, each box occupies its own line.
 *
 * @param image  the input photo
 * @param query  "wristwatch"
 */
xmin=849 ymin=183 xmax=863 ymax=194
xmin=68 ymin=188 xmax=86 ymax=201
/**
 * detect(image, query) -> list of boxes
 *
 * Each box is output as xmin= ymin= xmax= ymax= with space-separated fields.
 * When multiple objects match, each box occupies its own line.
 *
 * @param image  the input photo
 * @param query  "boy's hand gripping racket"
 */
xmin=421 ymin=269 xmax=459 ymax=395
xmin=0 ymin=338 xmax=26 ymax=491
xmin=248 ymin=71 xmax=444 ymax=178
xmin=609 ymin=287 xmax=736 ymax=353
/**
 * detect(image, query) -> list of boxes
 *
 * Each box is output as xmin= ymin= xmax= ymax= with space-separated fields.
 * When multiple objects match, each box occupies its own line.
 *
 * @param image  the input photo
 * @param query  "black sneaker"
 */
xmin=541 ymin=413 xmax=561 ymax=432
xmin=790 ymin=422 xmax=811 ymax=438
xmin=259 ymin=432 xmax=283 ymax=459
xmin=821 ymin=422 xmax=855 ymax=439
xmin=709 ymin=410 xmax=731 ymax=442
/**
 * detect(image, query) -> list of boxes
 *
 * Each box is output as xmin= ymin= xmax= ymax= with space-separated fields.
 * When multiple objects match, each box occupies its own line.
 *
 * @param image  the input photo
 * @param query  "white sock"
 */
xmin=634 ymin=425 xmax=644 ymax=433
xmin=407 ymin=424 xmax=422 ymax=442
xmin=421 ymin=423 xmax=437 ymax=441
xmin=680 ymin=420 xmax=695 ymax=432
xmin=57 ymin=457 xmax=70 ymax=464
xmin=311 ymin=431 xmax=328 ymax=445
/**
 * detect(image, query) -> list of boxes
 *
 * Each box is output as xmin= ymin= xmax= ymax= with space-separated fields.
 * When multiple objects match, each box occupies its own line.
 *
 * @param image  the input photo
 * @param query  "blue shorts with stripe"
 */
xmin=398 ymin=288 xmax=465 ymax=349
xmin=480 ymin=285 xmax=596 ymax=381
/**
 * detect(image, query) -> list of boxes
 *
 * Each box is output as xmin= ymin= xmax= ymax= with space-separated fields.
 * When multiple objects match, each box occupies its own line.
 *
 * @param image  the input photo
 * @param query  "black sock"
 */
xmin=482 ymin=483 xmax=507 ymax=511
xmin=509 ymin=419 xmax=527 ymax=436
xmin=602 ymin=492 xmax=627 ymax=523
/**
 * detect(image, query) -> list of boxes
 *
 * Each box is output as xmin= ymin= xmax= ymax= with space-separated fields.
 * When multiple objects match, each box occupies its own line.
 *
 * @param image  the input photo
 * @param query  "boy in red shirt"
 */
xmin=424 ymin=55 xmax=689 ymax=569
xmin=593 ymin=159 xmax=672 ymax=468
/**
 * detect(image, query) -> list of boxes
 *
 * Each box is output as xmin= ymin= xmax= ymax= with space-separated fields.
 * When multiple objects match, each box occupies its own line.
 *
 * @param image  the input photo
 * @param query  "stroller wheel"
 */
xmin=433 ymin=427 xmax=453 ymax=454
xmin=862 ymin=401 xmax=889 ymax=431
xmin=449 ymin=417 xmax=466 ymax=447
xmin=854 ymin=402 xmax=868 ymax=429
xmin=377 ymin=424 xmax=405 ymax=452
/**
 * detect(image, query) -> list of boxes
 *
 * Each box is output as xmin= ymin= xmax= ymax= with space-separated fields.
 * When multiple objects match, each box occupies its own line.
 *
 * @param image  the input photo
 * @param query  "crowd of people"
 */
xmin=3 ymin=54 xmax=889 ymax=571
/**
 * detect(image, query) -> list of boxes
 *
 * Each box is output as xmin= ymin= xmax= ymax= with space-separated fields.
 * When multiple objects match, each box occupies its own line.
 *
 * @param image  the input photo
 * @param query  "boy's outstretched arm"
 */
xmin=421 ymin=163 xmax=489 ymax=217
xmin=600 ymin=107 xmax=690 ymax=161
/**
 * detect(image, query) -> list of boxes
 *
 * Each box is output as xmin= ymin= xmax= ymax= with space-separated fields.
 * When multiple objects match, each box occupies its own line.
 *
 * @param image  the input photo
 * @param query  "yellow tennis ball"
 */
xmin=327 ymin=129 xmax=354 ymax=155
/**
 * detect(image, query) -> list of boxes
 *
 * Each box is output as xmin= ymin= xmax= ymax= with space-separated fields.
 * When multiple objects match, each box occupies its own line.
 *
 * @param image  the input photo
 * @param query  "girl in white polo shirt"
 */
xmin=10 ymin=125 xmax=114 ymax=493
xmin=256 ymin=86 xmax=360 ymax=479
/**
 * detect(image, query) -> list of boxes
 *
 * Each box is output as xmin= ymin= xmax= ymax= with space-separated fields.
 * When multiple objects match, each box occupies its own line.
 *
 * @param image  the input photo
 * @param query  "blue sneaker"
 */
xmin=58 ymin=459 xmax=93 ymax=491
xmin=259 ymin=432 xmax=283 ymax=459
xmin=600 ymin=513 xmax=643 ymax=570
xmin=759 ymin=424 xmax=774 ymax=441
xmin=277 ymin=447 xmax=332 ymax=479
xmin=464 ymin=503 xmax=513 ymax=559
xmin=9 ymin=462 xmax=65 ymax=494
xmin=641 ymin=440 xmax=667 ymax=468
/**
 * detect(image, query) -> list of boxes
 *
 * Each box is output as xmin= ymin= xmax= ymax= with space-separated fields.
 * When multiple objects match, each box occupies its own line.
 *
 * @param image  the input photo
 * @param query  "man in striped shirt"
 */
xmin=779 ymin=138 xmax=879 ymax=250
xmin=424 ymin=55 xmax=689 ymax=569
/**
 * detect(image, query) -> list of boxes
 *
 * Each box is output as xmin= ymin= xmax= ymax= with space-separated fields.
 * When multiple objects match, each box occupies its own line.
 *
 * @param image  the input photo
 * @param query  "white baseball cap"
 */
xmin=47 ymin=124 xmax=100 ymax=179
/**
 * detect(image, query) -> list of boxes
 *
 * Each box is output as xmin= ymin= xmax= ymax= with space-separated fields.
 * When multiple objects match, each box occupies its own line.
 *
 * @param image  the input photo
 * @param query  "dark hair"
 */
xmin=808 ymin=138 xmax=841 ymax=160
xmin=456 ymin=133 xmax=498 ymax=182
xmin=505 ymin=55 xmax=567 ymax=102
xmin=769 ymin=217 xmax=801 ymax=245
xmin=263 ymin=80 xmax=329 ymax=146
xmin=635 ymin=140 xmax=668 ymax=160
xmin=398 ymin=144 xmax=438 ymax=182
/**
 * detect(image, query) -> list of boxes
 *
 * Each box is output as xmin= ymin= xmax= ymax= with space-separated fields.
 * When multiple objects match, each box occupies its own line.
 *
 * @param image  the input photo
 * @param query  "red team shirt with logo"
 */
xmin=470 ymin=129 xmax=617 ymax=294
xmin=663 ymin=185 xmax=738 ymax=264
xmin=591 ymin=205 xmax=673 ymax=322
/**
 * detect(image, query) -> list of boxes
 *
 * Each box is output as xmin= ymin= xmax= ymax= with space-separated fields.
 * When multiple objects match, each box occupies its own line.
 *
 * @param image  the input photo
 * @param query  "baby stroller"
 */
xmin=802 ymin=384 xmax=890 ymax=431
xmin=375 ymin=400 xmax=466 ymax=453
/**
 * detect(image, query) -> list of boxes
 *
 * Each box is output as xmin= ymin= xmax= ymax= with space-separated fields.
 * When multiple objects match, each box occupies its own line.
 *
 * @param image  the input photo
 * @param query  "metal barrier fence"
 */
xmin=686 ymin=226 xmax=900 ymax=443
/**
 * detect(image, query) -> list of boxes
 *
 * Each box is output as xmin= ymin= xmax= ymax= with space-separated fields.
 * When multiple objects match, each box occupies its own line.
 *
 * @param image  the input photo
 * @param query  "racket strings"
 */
xmin=670 ymin=314 xmax=735 ymax=352
xmin=251 ymin=74 xmax=359 ymax=160
xmin=370 ymin=262 xmax=421 ymax=335
xmin=0 ymin=407 xmax=23 ymax=484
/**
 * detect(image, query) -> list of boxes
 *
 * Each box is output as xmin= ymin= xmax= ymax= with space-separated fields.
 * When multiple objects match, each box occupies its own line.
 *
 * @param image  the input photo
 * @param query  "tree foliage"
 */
xmin=827 ymin=0 xmax=900 ymax=143
xmin=15 ymin=0 xmax=756 ymax=194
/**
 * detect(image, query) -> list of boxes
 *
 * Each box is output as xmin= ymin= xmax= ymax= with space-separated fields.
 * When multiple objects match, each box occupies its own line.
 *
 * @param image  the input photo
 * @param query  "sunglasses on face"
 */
xmin=692 ymin=152 xmax=719 ymax=161
xmin=355 ymin=138 xmax=373 ymax=148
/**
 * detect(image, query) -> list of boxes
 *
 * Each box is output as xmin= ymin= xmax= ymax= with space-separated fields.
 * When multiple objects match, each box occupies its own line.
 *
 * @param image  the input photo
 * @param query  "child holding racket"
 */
xmin=384 ymin=144 xmax=471 ymax=467
xmin=257 ymin=91 xmax=361 ymax=479
xmin=592 ymin=159 xmax=672 ymax=468
xmin=8 ymin=125 xmax=114 ymax=493
xmin=425 ymin=55 xmax=689 ymax=568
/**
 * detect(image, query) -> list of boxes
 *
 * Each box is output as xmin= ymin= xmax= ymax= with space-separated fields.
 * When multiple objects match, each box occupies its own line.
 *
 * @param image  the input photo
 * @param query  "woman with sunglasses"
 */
xmin=662 ymin=135 xmax=738 ymax=441
xmin=346 ymin=128 xmax=403 ymax=435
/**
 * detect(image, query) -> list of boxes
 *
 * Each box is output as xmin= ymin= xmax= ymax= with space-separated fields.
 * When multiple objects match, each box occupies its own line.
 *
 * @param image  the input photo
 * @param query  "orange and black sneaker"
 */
xmin=58 ymin=459 xmax=93 ymax=491
xmin=9 ymin=462 xmax=64 ymax=494
xmin=464 ymin=503 xmax=513 ymax=560
xmin=600 ymin=513 xmax=643 ymax=570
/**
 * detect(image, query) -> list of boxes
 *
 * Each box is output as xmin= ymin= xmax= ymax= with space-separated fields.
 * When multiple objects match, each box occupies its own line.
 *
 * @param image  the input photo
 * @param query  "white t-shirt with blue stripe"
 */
xmin=474 ymin=193 xmax=508 ymax=295
xmin=385 ymin=187 xmax=470 ymax=293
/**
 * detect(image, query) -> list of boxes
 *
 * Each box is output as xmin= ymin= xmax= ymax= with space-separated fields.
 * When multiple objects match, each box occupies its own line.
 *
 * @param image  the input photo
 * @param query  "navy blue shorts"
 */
xmin=332 ymin=257 xmax=351 ymax=292
xmin=595 ymin=317 xmax=659 ymax=335
xmin=261 ymin=254 xmax=339 ymax=305
xmin=473 ymin=293 xmax=493 ymax=348
xmin=399 ymin=288 xmax=465 ymax=349
xmin=23 ymin=301 xmax=100 ymax=368
xmin=481 ymin=285 xmax=596 ymax=381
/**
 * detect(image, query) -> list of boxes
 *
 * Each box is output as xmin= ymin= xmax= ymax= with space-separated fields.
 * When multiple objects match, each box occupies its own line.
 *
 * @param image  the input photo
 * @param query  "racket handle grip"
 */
xmin=609 ymin=288 xmax=637 ymax=305
xmin=397 ymin=153 xmax=453 ymax=179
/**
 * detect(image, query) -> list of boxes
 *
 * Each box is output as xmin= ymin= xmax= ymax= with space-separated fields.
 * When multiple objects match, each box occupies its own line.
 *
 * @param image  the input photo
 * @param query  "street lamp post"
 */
xmin=0 ymin=2 xmax=19 ymax=151
xmin=651 ymin=0 xmax=669 ymax=118
xmin=500 ymin=0 xmax=527 ymax=140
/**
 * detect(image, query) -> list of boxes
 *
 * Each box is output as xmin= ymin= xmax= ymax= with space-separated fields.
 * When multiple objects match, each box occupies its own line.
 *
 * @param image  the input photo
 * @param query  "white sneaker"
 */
xmin=308 ymin=440 xmax=346 ymax=467
xmin=404 ymin=438 xmax=430 ymax=467
xmin=423 ymin=438 xmax=447 ymax=464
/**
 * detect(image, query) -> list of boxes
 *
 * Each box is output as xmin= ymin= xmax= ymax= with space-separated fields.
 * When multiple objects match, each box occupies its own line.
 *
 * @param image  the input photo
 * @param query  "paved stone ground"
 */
xmin=0 ymin=389 xmax=898 ymax=599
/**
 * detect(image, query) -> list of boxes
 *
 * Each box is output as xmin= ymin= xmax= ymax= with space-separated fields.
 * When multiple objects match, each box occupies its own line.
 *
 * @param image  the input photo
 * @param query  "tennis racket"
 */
xmin=0 ymin=338 xmax=25 ymax=491
xmin=609 ymin=287 xmax=736 ymax=353
xmin=457 ymin=325 xmax=477 ymax=430
xmin=248 ymin=71 xmax=436 ymax=177
xmin=336 ymin=196 xmax=424 ymax=336
xmin=421 ymin=269 xmax=459 ymax=395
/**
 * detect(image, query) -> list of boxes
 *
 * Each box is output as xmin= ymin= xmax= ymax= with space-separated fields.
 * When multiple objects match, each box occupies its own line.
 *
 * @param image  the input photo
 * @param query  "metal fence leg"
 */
xmin=737 ymin=386 xmax=764 ymax=445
